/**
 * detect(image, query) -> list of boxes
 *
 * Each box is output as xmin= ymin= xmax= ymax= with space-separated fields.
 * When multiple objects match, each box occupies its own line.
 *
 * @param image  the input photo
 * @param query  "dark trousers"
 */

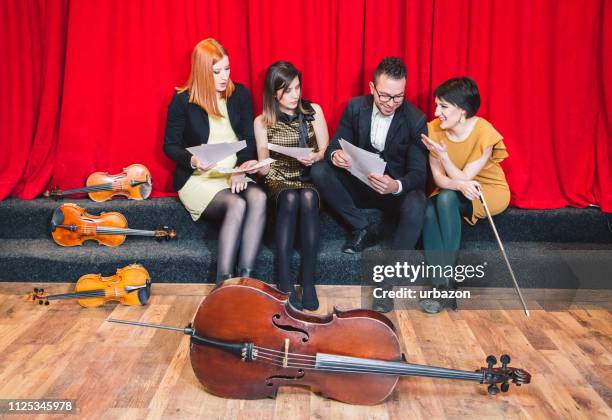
xmin=310 ymin=161 xmax=426 ymax=250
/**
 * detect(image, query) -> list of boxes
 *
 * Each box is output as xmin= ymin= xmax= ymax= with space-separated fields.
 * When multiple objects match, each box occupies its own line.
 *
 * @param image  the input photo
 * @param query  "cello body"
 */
xmin=189 ymin=278 xmax=402 ymax=405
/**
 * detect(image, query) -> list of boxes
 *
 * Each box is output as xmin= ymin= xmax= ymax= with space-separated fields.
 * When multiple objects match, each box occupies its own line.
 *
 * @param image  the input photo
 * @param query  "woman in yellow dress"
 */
xmin=163 ymin=38 xmax=266 ymax=283
xmin=419 ymin=77 xmax=510 ymax=313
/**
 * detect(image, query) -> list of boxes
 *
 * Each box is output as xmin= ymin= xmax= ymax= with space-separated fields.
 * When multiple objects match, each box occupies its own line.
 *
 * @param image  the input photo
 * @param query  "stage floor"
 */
xmin=0 ymin=283 xmax=610 ymax=419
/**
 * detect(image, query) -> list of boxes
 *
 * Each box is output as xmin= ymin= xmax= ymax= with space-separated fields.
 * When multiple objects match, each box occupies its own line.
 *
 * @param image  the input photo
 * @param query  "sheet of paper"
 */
xmin=339 ymin=139 xmax=387 ymax=189
xmin=268 ymin=143 xmax=313 ymax=159
xmin=216 ymin=158 xmax=276 ymax=174
xmin=187 ymin=140 xmax=246 ymax=165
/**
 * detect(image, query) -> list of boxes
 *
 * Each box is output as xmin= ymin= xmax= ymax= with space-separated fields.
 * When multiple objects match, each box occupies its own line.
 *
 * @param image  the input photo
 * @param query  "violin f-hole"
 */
xmin=271 ymin=314 xmax=309 ymax=342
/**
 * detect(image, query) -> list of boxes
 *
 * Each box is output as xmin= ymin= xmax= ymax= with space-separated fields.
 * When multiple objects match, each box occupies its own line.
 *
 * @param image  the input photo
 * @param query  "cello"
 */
xmin=30 ymin=264 xmax=151 ymax=307
xmin=45 ymin=164 xmax=152 ymax=201
xmin=51 ymin=203 xmax=176 ymax=246
xmin=108 ymin=278 xmax=531 ymax=405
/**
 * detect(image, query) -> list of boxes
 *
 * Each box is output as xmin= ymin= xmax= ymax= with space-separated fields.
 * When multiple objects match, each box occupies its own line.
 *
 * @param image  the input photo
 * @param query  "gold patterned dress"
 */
xmin=427 ymin=117 xmax=510 ymax=225
xmin=264 ymin=113 xmax=319 ymax=203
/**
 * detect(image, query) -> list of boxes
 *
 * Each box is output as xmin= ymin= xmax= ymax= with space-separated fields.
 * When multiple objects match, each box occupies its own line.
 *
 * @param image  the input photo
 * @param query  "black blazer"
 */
xmin=163 ymin=83 xmax=256 ymax=191
xmin=325 ymin=95 xmax=428 ymax=194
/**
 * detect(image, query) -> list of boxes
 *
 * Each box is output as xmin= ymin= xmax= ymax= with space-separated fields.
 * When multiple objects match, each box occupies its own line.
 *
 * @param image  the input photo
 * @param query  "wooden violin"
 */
xmin=45 ymin=164 xmax=152 ymax=201
xmin=51 ymin=203 xmax=176 ymax=247
xmin=30 ymin=264 xmax=151 ymax=307
xmin=108 ymin=278 xmax=531 ymax=405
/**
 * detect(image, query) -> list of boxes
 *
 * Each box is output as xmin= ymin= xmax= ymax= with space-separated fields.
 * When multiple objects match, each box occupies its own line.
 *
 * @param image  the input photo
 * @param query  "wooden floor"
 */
xmin=0 ymin=283 xmax=610 ymax=420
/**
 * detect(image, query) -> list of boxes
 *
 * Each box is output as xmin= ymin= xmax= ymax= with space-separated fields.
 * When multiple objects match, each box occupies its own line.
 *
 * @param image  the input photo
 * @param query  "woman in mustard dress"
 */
xmin=419 ymin=77 xmax=510 ymax=313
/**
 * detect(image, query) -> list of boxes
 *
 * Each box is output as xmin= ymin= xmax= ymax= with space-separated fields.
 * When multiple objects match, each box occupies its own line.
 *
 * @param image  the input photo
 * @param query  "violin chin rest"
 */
xmin=137 ymin=281 xmax=152 ymax=305
xmin=50 ymin=207 xmax=64 ymax=232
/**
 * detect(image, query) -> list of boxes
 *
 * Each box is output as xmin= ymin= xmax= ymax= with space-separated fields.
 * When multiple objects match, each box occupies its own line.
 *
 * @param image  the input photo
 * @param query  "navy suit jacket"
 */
xmin=325 ymin=95 xmax=428 ymax=194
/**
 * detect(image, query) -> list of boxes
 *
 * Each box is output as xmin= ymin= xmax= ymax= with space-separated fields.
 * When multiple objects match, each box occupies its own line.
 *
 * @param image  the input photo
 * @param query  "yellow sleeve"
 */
xmin=466 ymin=121 xmax=508 ymax=166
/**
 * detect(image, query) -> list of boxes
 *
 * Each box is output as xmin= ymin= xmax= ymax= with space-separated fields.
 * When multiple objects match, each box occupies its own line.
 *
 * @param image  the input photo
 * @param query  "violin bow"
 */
xmin=478 ymin=187 xmax=530 ymax=317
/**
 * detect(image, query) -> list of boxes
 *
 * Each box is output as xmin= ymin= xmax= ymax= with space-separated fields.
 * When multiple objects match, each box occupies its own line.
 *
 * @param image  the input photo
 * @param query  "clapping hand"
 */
xmin=421 ymin=134 xmax=448 ymax=160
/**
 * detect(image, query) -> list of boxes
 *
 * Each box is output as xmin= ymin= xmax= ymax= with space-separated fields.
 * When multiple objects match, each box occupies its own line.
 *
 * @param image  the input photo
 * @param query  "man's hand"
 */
xmin=368 ymin=173 xmax=400 ymax=195
xmin=331 ymin=150 xmax=351 ymax=169
xmin=191 ymin=156 xmax=215 ymax=171
xmin=230 ymin=173 xmax=248 ymax=194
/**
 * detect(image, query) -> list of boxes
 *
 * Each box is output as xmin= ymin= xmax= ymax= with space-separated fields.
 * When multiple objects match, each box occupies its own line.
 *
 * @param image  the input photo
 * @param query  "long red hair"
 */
xmin=177 ymin=38 xmax=235 ymax=118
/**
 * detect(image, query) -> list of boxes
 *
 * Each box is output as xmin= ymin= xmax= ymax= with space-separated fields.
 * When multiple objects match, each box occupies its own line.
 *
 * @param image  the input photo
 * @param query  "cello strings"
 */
xmin=254 ymin=354 xmax=483 ymax=380
xmin=253 ymin=347 xmax=483 ymax=380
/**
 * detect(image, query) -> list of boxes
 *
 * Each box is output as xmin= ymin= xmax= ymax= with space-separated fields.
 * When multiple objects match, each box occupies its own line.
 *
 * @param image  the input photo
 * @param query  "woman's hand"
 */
xmin=230 ymin=173 xmax=248 ymax=194
xmin=456 ymin=180 xmax=481 ymax=201
xmin=297 ymin=152 xmax=320 ymax=167
xmin=191 ymin=156 xmax=215 ymax=172
xmin=421 ymin=134 xmax=449 ymax=161
xmin=239 ymin=160 xmax=259 ymax=174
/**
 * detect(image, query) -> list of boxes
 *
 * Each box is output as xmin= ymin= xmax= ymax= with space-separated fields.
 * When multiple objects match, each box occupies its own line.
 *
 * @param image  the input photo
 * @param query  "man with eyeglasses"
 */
xmin=311 ymin=57 xmax=427 ymax=312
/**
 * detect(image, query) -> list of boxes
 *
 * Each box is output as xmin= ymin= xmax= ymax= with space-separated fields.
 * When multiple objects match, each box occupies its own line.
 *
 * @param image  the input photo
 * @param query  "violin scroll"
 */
xmin=477 ymin=354 xmax=531 ymax=395
xmin=154 ymin=226 xmax=177 ymax=241
xmin=29 ymin=288 xmax=50 ymax=305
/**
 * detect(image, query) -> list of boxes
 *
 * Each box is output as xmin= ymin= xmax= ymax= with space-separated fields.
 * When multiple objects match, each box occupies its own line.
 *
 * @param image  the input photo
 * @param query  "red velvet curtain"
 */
xmin=1 ymin=0 xmax=610 ymax=211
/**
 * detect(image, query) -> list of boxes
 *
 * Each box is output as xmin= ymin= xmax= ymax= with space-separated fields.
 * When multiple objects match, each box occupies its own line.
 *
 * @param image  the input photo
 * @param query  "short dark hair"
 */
xmin=434 ymin=77 xmax=480 ymax=118
xmin=373 ymin=57 xmax=407 ymax=83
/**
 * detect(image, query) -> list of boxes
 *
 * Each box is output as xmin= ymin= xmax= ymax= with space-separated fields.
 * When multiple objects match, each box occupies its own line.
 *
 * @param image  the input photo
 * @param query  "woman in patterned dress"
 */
xmin=254 ymin=61 xmax=329 ymax=310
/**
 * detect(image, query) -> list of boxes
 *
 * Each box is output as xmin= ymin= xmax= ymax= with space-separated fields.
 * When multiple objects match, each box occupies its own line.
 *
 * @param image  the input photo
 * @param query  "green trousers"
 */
xmin=422 ymin=189 xmax=472 ymax=288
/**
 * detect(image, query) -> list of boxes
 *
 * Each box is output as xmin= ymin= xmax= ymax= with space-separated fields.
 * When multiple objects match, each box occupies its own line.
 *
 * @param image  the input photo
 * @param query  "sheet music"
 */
xmin=216 ymin=158 xmax=276 ymax=174
xmin=187 ymin=140 xmax=247 ymax=165
xmin=339 ymin=139 xmax=387 ymax=189
xmin=268 ymin=143 xmax=313 ymax=159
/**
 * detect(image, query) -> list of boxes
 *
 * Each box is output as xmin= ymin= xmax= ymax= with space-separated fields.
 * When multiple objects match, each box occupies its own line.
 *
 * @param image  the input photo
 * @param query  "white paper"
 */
xmin=268 ymin=143 xmax=313 ymax=159
xmin=216 ymin=158 xmax=276 ymax=174
xmin=187 ymin=140 xmax=247 ymax=165
xmin=339 ymin=139 xmax=387 ymax=189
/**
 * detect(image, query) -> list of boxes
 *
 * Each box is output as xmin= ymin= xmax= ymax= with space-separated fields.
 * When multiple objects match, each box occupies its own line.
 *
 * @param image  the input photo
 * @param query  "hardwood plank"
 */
xmin=0 ymin=285 xmax=610 ymax=419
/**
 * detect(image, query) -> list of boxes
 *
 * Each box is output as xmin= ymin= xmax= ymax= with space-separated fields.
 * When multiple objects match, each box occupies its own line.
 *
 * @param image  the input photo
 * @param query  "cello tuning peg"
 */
xmin=44 ymin=301 xmax=50 ymax=305
xmin=487 ymin=384 xmax=499 ymax=395
xmin=40 ymin=288 xmax=44 ymax=293
xmin=500 ymin=383 xmax=510 ymax=393
xmin=38 ymin=300 xmax=44 ymax=305
xmin=486 ymin=355 xmax=497 ymax=368
xmin=34 ymin=288 xmax=39 ymax=293
xmin=500 ymin=354 xmax=511 ymax=367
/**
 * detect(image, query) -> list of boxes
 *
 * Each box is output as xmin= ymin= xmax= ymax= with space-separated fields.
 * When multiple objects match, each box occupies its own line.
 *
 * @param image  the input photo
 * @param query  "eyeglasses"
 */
xmin=373 ymin=85 xmax=405 ymax=104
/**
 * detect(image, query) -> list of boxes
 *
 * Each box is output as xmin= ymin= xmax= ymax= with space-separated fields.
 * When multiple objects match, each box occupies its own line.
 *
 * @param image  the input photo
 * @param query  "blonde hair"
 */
xmin=177 ymin=38 xmax=235 ymax=118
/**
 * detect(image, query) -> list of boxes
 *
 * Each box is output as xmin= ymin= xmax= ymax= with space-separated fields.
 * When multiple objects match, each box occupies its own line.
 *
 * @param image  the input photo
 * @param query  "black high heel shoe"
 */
xmin=301 ymin=286 xmax=319 ymax=311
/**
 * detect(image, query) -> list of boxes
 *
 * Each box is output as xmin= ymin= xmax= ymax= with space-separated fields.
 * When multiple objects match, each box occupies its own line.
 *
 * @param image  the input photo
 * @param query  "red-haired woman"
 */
xmin=164 ymin=38 xmax=266 ymax=283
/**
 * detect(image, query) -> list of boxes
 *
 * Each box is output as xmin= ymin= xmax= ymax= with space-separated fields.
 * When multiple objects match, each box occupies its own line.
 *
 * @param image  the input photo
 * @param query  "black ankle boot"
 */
xmin=238 ymin=268 xmax=253 ymax=278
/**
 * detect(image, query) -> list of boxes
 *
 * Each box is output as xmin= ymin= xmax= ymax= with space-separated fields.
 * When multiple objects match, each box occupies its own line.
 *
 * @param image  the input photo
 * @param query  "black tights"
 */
xmin=275 ymin=189 xmax=319 ymax=301
xmin=202 ymin=184 xmax=266 ymax=280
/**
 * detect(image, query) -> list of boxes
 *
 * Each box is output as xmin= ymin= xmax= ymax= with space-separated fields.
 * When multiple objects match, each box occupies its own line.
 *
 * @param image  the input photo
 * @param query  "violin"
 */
xmin=108 ymin=278 xmax=531 ymax=405
xmin=45 ymin=164 xmax=152 ymax=201
xmin=51 ymin=203 xmax=176 ymax=247
xmin=30 ymin=264 xmax=151 ymax=307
